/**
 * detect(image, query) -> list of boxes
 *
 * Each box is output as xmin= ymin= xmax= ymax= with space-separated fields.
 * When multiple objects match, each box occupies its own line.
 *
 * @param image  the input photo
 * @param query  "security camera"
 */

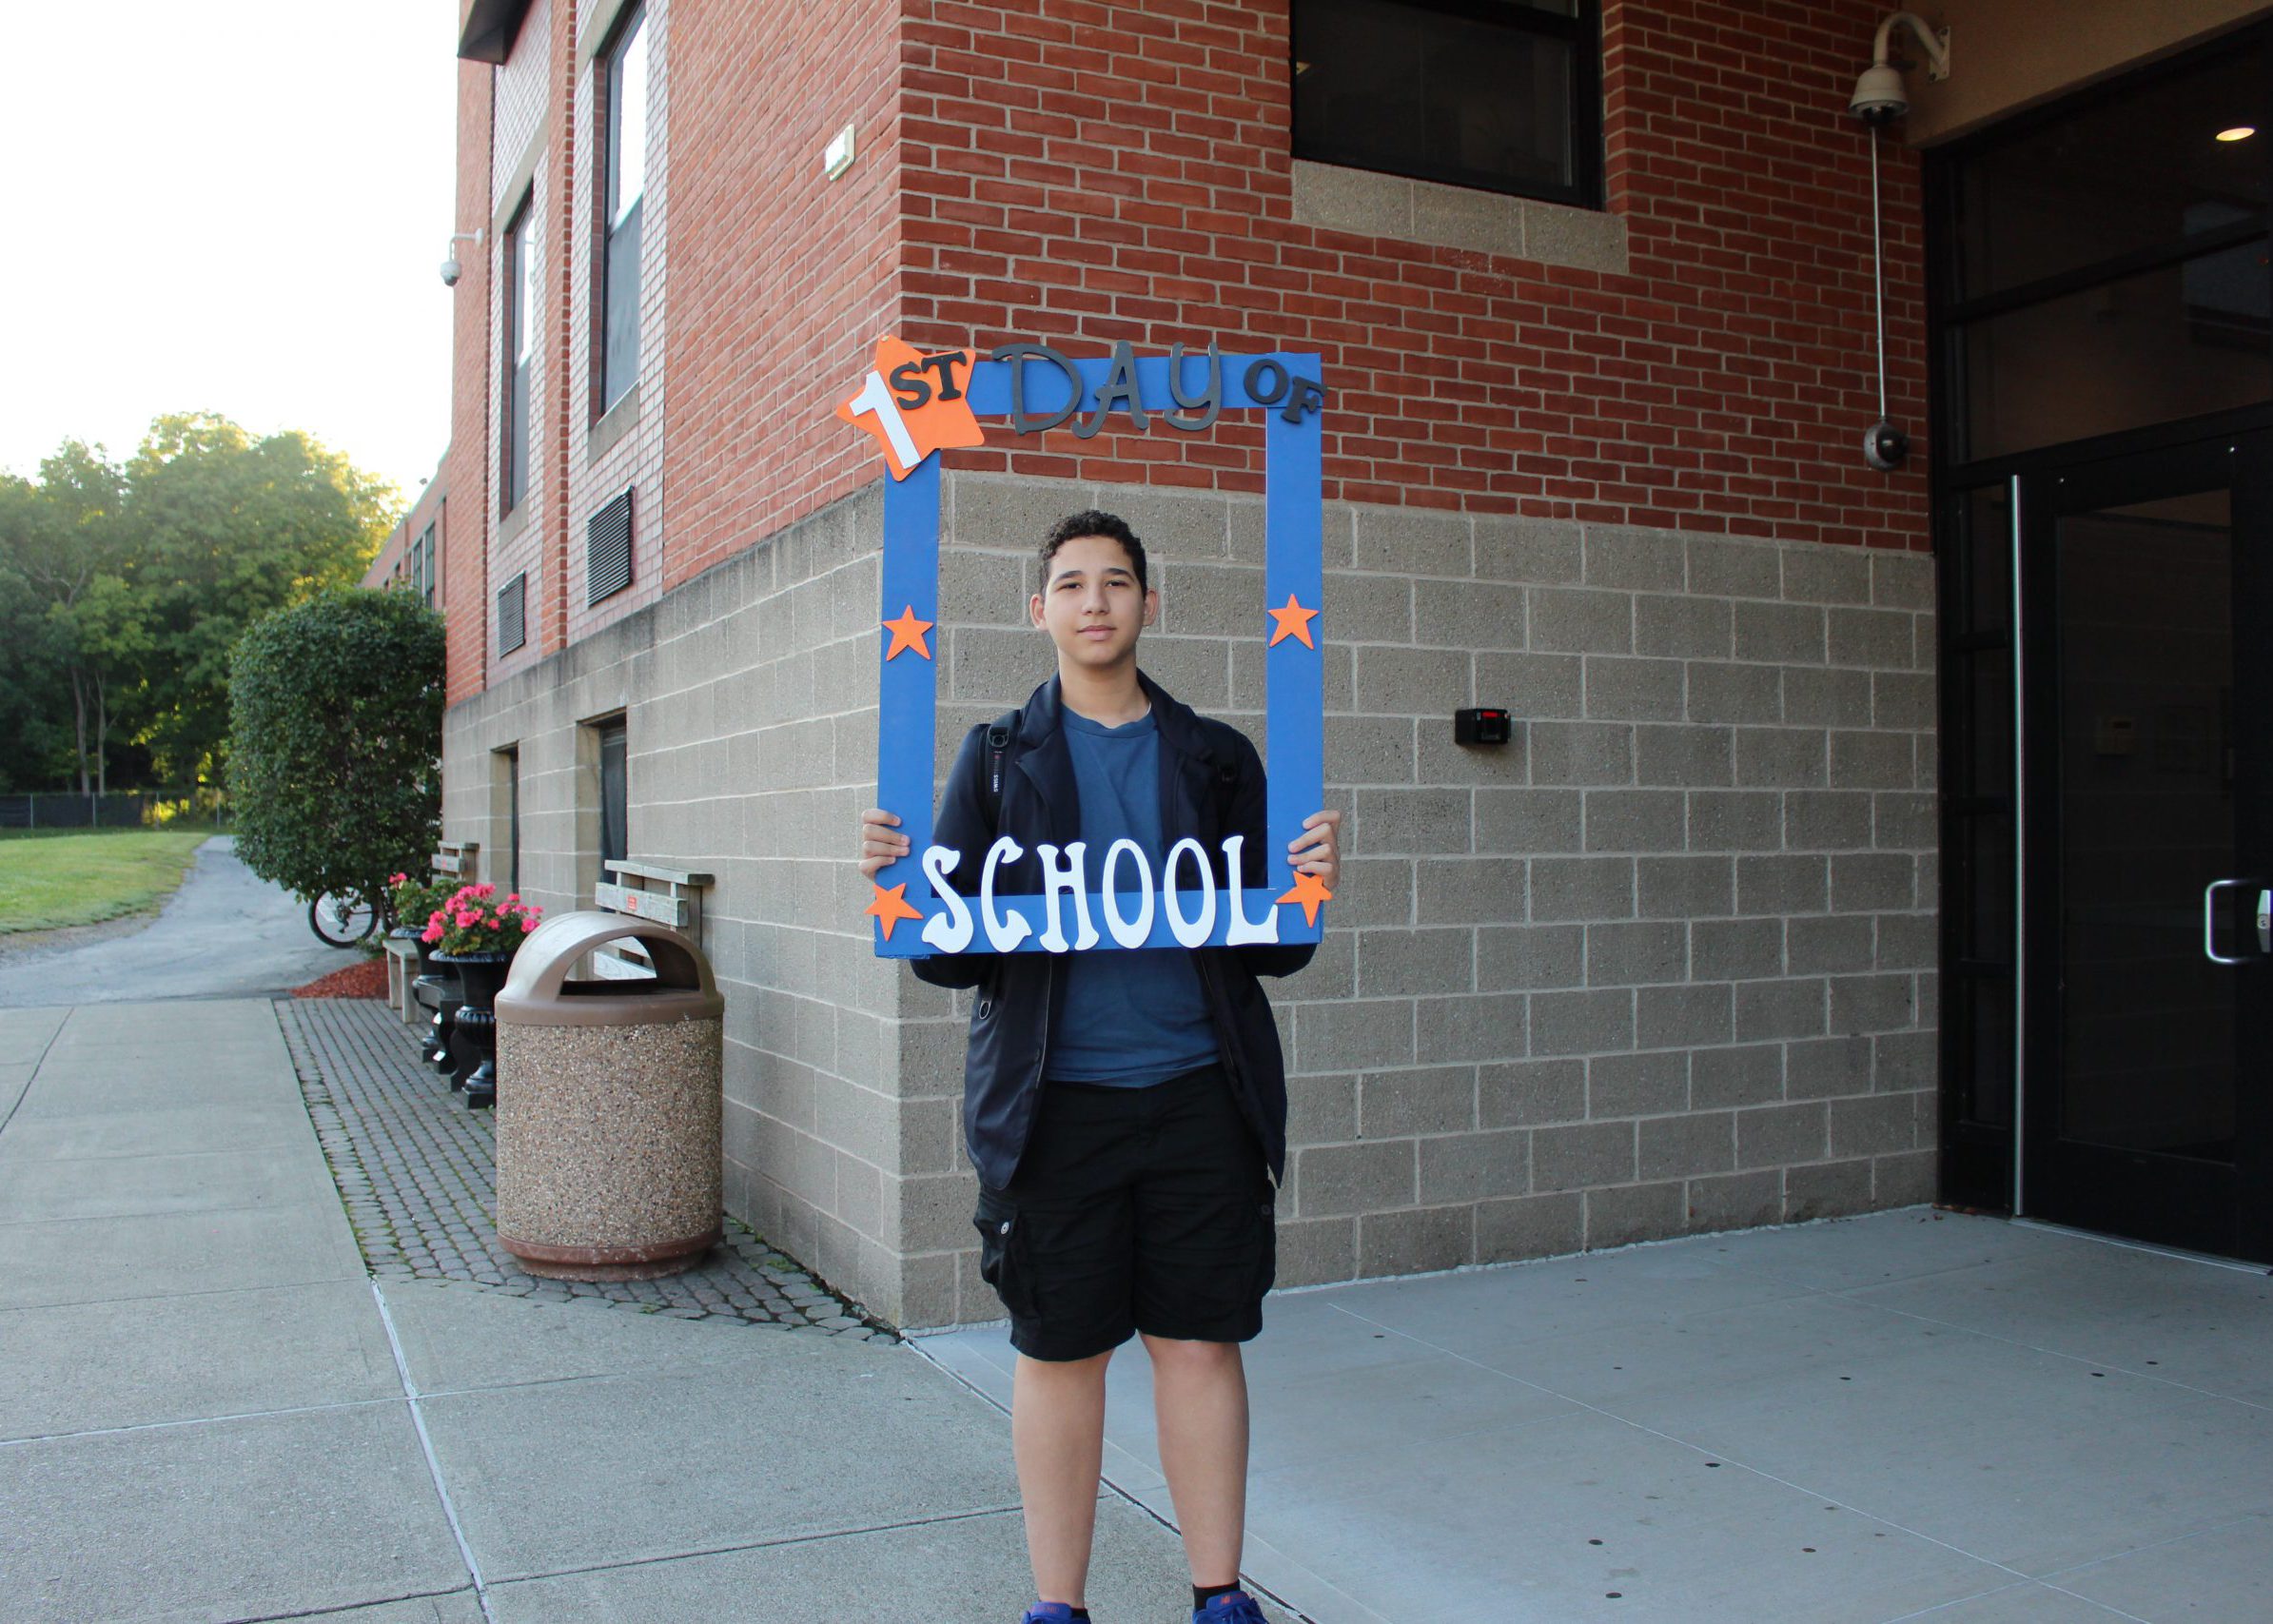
xmin=1849 ymin=12 xmax=1950 ymax=127
xmin=1850 ymin=62 xmax=1910 ymax=126
xmin=440 ymin=257 xmax=462 ymax=287
xmin=1864 ymin=420 xmax=1910 ymax=471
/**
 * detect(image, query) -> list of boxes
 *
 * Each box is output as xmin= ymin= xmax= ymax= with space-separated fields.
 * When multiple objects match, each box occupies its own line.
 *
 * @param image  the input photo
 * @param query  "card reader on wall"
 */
xmin=1455 ymin=708 xmax=1512 ymax=746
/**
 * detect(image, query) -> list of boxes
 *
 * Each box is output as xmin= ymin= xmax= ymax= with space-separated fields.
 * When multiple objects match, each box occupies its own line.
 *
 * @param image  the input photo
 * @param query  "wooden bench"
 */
xmin=590 ymin=859 xmax=713 ymax=978
xmin=382 ymin=936 xmax=421 ymax=1022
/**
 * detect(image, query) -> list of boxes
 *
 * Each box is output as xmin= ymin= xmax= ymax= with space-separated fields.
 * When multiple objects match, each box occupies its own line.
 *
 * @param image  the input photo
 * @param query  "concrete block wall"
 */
xmin=911 ymin=474 xmax=1938 ymax=1321
xmin=443 ymin=469 xmax=1937 ymax=1329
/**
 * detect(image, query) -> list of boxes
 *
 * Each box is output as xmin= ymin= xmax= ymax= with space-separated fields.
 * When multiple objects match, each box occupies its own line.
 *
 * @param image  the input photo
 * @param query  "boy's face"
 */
xmin=1029 ymin=534 xmax=1158 ymax=673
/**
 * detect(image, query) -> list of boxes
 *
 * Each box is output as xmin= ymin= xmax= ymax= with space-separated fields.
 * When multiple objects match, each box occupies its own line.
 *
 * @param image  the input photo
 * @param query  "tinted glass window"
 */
xmin=1293 ymin=0 xmax=1597 ymax=206
xmin=1952 ymin=42 xmax=2266 ymax=302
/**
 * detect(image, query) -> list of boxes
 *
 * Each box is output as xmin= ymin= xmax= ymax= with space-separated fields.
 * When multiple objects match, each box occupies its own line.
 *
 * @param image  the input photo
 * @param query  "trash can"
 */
xmin=491 ymin=911 xmax=725 ymax=1281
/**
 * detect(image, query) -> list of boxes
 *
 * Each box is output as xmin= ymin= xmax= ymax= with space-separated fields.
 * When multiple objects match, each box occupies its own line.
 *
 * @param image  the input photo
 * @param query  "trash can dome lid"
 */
xmin=495 ymin=910 xmax=723 ymax=1025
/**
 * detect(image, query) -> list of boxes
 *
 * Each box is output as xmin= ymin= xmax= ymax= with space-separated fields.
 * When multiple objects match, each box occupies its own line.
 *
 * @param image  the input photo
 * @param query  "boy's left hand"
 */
xmin=1288 ymin=809 xmax=1343 ymax=893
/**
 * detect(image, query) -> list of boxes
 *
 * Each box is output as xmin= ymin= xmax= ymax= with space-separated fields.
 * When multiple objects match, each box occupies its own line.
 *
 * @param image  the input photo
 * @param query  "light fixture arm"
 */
xmin=447 ymin=229 xmax=484 ymax=249
xmin=1871 ymin=11 xmax=1950 ymax=80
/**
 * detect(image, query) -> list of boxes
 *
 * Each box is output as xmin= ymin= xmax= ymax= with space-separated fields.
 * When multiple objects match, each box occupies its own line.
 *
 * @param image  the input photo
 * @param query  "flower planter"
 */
xmin=433 ymin=949 xmax=515 ymax=1109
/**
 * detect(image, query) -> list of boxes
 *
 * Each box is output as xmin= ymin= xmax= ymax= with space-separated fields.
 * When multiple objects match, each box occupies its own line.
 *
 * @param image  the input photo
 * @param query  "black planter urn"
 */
xmin=433 ymin=949 xmax=515 ymax=1110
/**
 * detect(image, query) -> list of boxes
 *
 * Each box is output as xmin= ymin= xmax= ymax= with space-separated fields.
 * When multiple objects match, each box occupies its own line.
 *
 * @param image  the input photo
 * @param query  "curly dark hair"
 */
xmin=1038 ymin=509 xmax=1148 ymax=594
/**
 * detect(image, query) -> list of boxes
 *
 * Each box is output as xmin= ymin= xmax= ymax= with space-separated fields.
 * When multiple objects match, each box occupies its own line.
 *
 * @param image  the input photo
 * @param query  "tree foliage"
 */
xmin=0 ymin=414 xmax=396 ymax=792
xmin=228 ymin=589 xmax=445 ymax=904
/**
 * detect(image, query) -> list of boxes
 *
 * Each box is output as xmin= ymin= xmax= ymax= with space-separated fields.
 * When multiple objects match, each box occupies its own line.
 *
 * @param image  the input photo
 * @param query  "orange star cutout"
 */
xmin=866 ymin=882 xmax=925 ymax=941
xmin=881 ymin=605 xmax=934 ymax=661
xmin=1266 ymin=593 xmax=1320 ymax=650
xmin=835 ymin=336 xmax=986 ymax=479
xmin=1276 ymin=869 xmax=1333 ymax=928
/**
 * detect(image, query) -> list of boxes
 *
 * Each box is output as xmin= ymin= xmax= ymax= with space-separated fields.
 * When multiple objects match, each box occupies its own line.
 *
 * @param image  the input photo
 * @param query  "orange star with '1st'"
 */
xmin=1276 ymin=868 xmax=1333 ymax=927
xmin=881 ymin=605 xmax=934 ymax=661
xmin=866 ymin=882 xmax=924 ymax=941
xmin=1266 ymin=593 xmax=1319 ymax=649
xmin=835 ymin=336 xmax=987 ymax=479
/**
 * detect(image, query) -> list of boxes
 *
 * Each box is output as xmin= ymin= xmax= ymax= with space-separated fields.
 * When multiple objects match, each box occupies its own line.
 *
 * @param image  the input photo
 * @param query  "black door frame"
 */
xmin=1924 ymin=19 xmax=2273 ymax=1241
xmin=2010 ymin=430 xmax=2273 ymax=1261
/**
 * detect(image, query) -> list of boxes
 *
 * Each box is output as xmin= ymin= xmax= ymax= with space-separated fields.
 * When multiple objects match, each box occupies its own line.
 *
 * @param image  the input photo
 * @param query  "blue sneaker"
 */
xmin=1194 ymin=1592 xmax=1267 ymax=1623
xmin=1022 ymin=1606 xmax=1083 ymax=1624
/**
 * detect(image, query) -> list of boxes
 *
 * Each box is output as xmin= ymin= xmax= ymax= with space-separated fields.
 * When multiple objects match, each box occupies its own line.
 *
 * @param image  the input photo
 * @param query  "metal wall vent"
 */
xmin=498 ymin=570 xmax=527 ymax=654
xmin=588 ymin=487 xmax=634 ymax=605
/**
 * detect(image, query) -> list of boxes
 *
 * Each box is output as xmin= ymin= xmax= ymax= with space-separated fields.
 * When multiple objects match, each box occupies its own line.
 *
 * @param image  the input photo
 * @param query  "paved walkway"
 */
xmin=0 ymin=835 xmax=348 ymax=1007
xmin=0 ymin=851 xmax=2266 ymax=1620
xmin=926 ymin=1220 xmax=2273 ymax=1622
xmin=279 ymin=996 xmax=894 ymax=1334
xmin=0 ymin=1000 xmax=1253 ymax=1623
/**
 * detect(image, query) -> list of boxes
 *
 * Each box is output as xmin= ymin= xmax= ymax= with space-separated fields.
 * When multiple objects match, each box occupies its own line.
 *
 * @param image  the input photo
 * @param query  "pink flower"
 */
xmin=506 ymin=893 xmax=520 ymax=903
xmin=421 ymin=923 xmax=442 ymax=944
xmin=487 ymin=919 xmax=501 ymax=929
xmin=388 ymin=872 xmax=406 ymax=887
xmin=473 ymin=883 xmax=496 ymax=898
xmin=519 ymin=917 xmax=537 ymax=931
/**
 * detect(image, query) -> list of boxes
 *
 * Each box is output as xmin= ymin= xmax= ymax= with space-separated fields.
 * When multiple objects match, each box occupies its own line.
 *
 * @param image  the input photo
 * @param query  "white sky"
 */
xmin=0 ymin=5 xmax=460 ymax=512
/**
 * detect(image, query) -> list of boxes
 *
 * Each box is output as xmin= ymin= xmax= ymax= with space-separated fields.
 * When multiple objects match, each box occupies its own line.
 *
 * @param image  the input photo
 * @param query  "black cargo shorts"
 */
xmin=972 ymin=1063 xmax=1277 ymax=1362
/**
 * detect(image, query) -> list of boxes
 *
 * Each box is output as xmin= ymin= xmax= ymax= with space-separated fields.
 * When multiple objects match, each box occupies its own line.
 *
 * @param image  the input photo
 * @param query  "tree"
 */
xmin=0 ymin=415 xmax=397 ymax=793
xmin=0 ymin=447 xmax=141 ymax=793
xmin=228 ymin=589 xmax=445 ymax=905
xmin=130 ymin=413 xmax=396 ymax=785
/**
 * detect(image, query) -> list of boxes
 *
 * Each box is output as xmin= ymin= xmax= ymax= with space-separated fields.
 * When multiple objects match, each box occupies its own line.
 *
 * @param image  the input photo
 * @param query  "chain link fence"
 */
xmin=0 ymin=791 xmax=230 ymax=831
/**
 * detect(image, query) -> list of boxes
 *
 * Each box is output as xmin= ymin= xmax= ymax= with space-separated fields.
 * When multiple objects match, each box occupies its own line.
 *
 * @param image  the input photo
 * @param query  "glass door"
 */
xmin=2017 ymin=433 xmax=2273 ymax=1260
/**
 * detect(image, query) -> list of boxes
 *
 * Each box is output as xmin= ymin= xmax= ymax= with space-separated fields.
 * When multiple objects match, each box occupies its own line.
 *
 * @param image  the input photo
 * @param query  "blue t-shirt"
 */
xmin=1046 ymin=708 xmax=1220 ymax=1087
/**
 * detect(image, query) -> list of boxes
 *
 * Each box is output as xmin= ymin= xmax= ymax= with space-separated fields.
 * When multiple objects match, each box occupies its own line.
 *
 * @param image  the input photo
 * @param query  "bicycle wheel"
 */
xmin=309 ymin=890 xmax=378 ymax=947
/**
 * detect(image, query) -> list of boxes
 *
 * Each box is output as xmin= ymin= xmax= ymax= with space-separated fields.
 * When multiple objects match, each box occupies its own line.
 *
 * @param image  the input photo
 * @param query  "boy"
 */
xmin=860 ymin=510 xmax=1340 ymax=1624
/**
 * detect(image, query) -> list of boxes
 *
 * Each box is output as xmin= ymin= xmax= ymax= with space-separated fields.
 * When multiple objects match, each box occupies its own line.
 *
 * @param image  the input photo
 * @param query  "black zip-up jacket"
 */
xmin=910 ymin=673 xmax=1317 ymax=1189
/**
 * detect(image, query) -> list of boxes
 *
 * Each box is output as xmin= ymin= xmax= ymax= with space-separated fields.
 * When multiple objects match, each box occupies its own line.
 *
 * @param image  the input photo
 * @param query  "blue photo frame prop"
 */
xmin=867 ymin=347 xmax=1325 ymax=957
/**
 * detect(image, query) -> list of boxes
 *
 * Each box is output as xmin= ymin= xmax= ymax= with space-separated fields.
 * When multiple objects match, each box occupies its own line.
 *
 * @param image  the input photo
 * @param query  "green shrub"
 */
xmin=227 ymin=589 xmax=445 ymax=903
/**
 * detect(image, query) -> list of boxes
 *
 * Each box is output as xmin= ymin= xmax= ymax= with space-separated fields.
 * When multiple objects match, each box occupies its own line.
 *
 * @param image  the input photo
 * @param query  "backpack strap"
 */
xmin=982 ymin=710 xmax=1021 ymax=832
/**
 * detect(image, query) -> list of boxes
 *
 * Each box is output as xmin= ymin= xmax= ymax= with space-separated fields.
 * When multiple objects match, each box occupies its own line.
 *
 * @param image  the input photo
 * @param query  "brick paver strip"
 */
xmin=277 ymin=998 xmax=895 ymax=1339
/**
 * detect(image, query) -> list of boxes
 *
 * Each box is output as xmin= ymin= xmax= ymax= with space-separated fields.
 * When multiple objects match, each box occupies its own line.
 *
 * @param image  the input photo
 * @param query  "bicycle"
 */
xmin=308 ymin=888 xmax=387 ymax=948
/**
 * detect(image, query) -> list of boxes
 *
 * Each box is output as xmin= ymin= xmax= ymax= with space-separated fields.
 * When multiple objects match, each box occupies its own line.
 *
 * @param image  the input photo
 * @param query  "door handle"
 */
xmin=2204 ymin=878 xmax=2263 ymax=966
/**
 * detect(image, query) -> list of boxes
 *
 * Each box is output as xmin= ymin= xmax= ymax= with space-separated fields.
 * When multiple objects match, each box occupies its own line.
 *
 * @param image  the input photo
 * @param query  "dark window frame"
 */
xmin=501 ymin=194 xmax=535 ymax=516
xmin=597 ymin=5 xmax=648 ymax=417
xmin=1290 ymin=0 xmax=1604 ymax=210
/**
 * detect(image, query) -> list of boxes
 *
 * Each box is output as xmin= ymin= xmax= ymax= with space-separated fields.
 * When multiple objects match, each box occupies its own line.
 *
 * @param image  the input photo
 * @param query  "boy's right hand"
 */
xmin=859 ymin=808 xmax=911 ymax=879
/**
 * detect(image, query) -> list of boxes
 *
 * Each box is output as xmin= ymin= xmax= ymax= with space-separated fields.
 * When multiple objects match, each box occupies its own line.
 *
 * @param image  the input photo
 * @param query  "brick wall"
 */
xmin=439 ymin=0 xmax=1944 ymax=1329
xmin=561 ymin=0 xmax=670 ymax=646
xmin=442 ymin=59 xmax=495 ymax=706
xmin=900 ymin=0 xmax=1928 ymax=545
xmin=661 ymin=0 xmax=905 ymax=583
xmin=485 ymin=0 xmax=556 ymax=686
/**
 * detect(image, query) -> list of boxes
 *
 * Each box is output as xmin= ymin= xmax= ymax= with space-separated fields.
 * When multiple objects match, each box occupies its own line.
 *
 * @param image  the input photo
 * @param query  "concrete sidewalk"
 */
xmin=3 ymin=998 xmax=2268 ymax=1622
xmin=0 ymin=1001 xmax=1254 ymax=1623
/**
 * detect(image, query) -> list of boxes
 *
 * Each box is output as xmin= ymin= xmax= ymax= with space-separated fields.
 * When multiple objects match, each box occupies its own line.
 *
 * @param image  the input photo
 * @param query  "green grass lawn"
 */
xmin=0 ymin=829 xmax=213 ymax=935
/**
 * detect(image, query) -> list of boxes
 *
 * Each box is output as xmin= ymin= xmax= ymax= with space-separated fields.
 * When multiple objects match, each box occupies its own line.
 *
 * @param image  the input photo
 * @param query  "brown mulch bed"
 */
xmin=291 ymin=957 xmax=390 ymax=999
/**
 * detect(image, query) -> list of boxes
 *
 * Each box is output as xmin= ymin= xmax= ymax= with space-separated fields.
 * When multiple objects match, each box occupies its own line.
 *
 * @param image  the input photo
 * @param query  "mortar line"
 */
xmin=369 ymin=1278 xmax=495 ymax=1622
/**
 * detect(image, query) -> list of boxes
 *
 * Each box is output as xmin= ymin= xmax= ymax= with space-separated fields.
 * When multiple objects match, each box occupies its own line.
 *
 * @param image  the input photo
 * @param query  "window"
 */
xmin=412 ymin=522 xmax=438 ymax=609
xmin=496 ymin=746 xmax=521 ymax=894
xmin=599 ymin=7 xmax=649 ymax=413
xmin=1935 ymin=36 xmax=2269 ymax=464
xmin=597 ymin=719 xmax=627 ymax=877
xmin=1292 ymin=0 xmax=1602 ymax=207
xmin=501 ymin=196 xmax=535 ymax=515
